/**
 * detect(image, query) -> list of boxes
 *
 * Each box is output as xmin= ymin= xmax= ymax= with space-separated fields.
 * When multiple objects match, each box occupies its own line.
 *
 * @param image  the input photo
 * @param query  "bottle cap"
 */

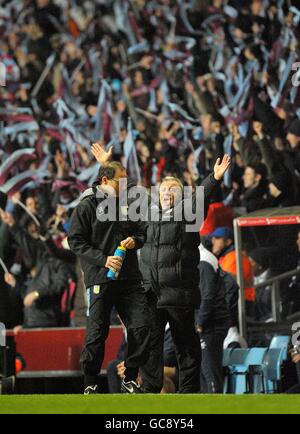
xmin=117 ymin=246 xmax=126 ymax=251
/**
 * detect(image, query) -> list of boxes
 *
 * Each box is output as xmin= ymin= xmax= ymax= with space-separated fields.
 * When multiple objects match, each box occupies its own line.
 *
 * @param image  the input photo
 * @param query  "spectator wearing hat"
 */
xmin=210 ymin=227 xmax=255 ymax=307
xmin=268 ymin=170 xmax=294 ymax=208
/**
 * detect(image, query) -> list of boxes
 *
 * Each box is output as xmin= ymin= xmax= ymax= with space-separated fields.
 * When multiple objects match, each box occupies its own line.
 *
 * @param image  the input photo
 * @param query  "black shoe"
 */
xmin=121 ymin=380 xmax=143 ymax=394
xmin=84 ymin=385 xmax=99 ymax=395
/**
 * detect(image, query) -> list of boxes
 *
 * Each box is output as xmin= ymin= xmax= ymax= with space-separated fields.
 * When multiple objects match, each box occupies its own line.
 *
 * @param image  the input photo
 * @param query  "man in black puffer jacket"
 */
xmin=140 ymin=155 xmax=231 ymax=393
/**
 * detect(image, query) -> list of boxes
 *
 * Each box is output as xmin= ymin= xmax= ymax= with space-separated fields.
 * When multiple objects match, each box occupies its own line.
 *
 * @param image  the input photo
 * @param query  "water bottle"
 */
xmin=107 ymin=246 xmax=126 ymax=280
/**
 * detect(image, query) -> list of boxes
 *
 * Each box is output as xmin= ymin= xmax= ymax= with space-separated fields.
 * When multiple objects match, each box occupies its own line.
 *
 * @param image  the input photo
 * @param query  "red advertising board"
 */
xmin=7 ymin=326 xmax=123 ymax=373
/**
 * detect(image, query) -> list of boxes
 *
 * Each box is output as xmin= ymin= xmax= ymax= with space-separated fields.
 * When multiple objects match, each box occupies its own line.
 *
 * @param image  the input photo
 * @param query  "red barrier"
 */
xmin=7 ymin=326 xmax=123 ymax=374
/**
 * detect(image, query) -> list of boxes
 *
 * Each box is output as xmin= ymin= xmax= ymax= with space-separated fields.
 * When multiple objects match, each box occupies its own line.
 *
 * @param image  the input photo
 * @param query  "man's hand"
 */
xmin=105 ymin=256 xmax=123 ymax=271
xmin=4 ymin=272 xmax=16 ymax=288
xmin=91 ymin=141 xmax=113 ymax=165
xmin=120 ymin=237 xmax=136 ymax=250
xmin=24 ymin=291 xmax=39 ymax=307
xmin=0 ymin=210 xmax=15 ymax=227
xmin=213 ymin=154 xmax=231 ymax=181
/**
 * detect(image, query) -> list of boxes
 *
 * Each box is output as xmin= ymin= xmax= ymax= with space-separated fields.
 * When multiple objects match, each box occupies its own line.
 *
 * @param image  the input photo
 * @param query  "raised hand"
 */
xmin=91 ymin=141 xmax=113 ymax=165
xmin=213 ymin=154 xmax=231 ymax=181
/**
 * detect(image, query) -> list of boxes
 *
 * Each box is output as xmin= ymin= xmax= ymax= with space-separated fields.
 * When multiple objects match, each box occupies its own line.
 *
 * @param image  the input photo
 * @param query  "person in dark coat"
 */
xmin=240 ymin=163 xmax=269 ymax=212
xmin=0 ymin=211 xmax=75 ymax=328
xmin=0 ymin=194 xmax=23 ymax=328
xmin=196 ymin=243 xmax=230 ymax=393
xmin=267 ymin=171 xmax=295 ymax=208
xmin=139 ymin=155 xmax=231 ymax=393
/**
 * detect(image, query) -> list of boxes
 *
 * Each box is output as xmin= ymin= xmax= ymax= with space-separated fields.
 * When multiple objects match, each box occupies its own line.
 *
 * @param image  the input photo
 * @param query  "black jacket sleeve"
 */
xmin=131 ymin=220 xmax=148 ymax=250
xmin=200 ymin=172 xmax=220 ymax=219
xmin=67 ymin=202 xmax=107 ymax=267
xmin=197 ymin=261 xmax=219 ymax=327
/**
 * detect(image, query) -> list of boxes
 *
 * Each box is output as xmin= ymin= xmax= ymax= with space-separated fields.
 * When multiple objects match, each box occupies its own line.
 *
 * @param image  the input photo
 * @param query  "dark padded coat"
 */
xmin=140 ymin=173 xmax=220 ymax=308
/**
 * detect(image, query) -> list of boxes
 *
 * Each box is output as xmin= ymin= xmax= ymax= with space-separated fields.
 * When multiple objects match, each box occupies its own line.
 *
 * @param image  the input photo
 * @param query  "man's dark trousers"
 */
xmin=141 ymin=291 xmax=201 ymax=393
xmin=81 ymin=280 xmax=150 ymax=387
xmin=199 ymin=330 xmax=227 ymax=393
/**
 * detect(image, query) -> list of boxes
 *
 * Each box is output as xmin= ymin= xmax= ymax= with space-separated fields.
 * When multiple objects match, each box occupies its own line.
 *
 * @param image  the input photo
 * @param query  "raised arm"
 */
xmin=201 ymin=154 xmax=231 ymax=219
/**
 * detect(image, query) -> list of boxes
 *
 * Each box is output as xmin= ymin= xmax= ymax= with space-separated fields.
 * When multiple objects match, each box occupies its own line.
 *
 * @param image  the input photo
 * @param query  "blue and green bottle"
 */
xmin=107 ymin=245 xmax=126 ymax=280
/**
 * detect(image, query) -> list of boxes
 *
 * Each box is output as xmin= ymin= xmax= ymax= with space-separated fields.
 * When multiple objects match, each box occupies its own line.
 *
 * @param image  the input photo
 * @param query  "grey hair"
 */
xmin=161 ymin=176 xmax=184 ymax=191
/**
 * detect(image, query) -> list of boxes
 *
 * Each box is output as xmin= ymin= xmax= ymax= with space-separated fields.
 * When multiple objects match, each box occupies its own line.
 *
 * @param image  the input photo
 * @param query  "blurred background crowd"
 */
xmin=0 ymin=0 xmax=300 ymax=334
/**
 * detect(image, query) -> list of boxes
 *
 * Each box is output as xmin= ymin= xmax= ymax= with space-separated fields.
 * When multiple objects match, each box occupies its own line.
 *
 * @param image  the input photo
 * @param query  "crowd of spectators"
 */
xmin=1 ymin=0 xmax=300 ymax=331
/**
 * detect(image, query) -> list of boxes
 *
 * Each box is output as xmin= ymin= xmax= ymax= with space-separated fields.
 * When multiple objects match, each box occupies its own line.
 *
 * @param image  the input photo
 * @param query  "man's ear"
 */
xmin=101 ymin=176 xmax=108 ymax=185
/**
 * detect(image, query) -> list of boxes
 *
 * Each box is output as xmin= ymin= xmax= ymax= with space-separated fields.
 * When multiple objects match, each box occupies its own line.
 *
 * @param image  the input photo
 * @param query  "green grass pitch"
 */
xmin=1 ymin=394 xmax=300 ymax=414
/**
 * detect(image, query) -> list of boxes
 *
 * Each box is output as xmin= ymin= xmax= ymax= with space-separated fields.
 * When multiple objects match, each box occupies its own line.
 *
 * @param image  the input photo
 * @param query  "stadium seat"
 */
xmin=245 ymin=348 xmax=268 ymax=394
xmin=269 ymin=336 xmax=290 ymax=361
xmin=223 ymin=348 xmax=233 ymax=367
xmin=222 ymin=348 xmax=233 ymax=394
xmin=227 ymin=348 xmax=268 ymax=394
xmin=262 ymin=348 xmax=285 ymax=393
xmin=226 ymin=349 xmax=249 ymax=394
